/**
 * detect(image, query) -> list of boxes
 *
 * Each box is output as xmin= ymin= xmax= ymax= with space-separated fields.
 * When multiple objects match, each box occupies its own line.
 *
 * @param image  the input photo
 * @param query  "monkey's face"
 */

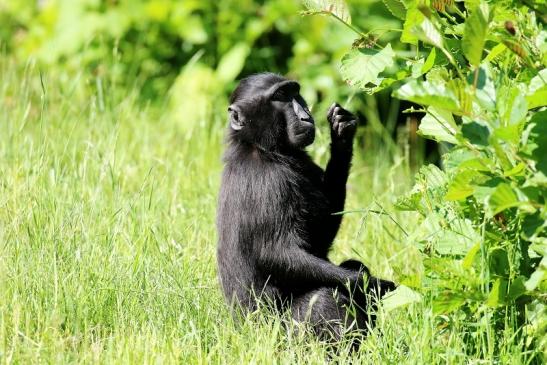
xmin=270 ymin=81 xmax=315 ymax=149
xmin=227 ymin=75 xmax=315 ymax=151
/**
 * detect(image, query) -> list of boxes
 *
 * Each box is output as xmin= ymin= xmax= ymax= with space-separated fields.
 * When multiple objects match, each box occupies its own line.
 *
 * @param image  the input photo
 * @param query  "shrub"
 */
xmin=305 ymin=0 xmax=546 ymax=359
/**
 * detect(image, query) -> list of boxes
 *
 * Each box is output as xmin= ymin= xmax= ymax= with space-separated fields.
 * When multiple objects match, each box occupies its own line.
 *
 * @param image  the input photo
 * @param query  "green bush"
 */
xmin=307 ymin=0 xmax=546 ymax=360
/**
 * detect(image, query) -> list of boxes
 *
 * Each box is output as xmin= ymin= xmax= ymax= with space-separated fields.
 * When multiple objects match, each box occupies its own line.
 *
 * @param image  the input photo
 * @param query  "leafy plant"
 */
xmin=304 ymin=0 xmax=547 ymax=360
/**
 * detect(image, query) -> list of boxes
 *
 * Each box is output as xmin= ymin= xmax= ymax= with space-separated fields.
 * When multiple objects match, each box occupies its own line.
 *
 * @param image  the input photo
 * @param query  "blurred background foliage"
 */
xmin=1 ymin=0 xmax=427 ymax=160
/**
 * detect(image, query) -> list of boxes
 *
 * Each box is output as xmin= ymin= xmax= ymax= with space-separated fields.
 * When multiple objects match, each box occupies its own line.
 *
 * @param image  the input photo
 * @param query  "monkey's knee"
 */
xmin=291 ymin=288 xmax=358 ymax=340
xmin=340 ymin=259 xmax=370 ymax=274
xmin=340 ymin=259 xmax=396 ymax=299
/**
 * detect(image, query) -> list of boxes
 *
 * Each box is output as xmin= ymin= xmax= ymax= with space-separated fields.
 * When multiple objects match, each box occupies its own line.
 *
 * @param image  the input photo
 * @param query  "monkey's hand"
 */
xmin=327 ymin=103 xmax=357 ymax=149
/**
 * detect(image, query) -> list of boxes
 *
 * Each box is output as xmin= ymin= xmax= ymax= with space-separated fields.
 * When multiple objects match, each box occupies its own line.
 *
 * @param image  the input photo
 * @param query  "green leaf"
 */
xmin=412 ymin=18 xmax=443 ymax=49
xmin=381 ymin=285 xmax=422 ymax=312
xmin=507 ymin=277 xmax=527 ymax=301
xmin=340 ymin=44 xmax=395 ymax=93
xmin=462 ymin=4 xmax=490 ymax=66
xmin=394 ymin=80 xmax=460 ymax=113
xmin=473 ymin=177 xmax=503 ymax=202
xmin=489 ymin=249 xmax=510 ymax=277
xmin=382 ymin=0 xmax=407 ymax=20
xmin=525 ymin=268 xmax=545 ymax=291
xmin=494 ymin=123 xmax=520 ymax=145
xmin=437 ymin=222 xmax=479 ymax=256
xmin=488 ymin=183 xmax=519 ymax=215
xmin=503 ymin=162 xmax=526 ymax=177
xmin=445 ymin=169 xmax=479 ymax=201
xmin=420 ymin=164 xmax=448 ymax=190
xmin=462 ymin=242 xmax=481 ymax=269
xmin=433 ymin=294 xmax=466 ymax=314
xmin=303 ymin=0 xmax=352 ymax=23
xmin=498 ymin=87 xmax=528 ymax=126
xmin=443 ymin=148 xmax=489 ymax=172
xmin=418 ymin=107 xmax=458 ymax=144
xmin=467 ymin=66 xmax=496 ymax=111
xmin=422 ymin=48 xmax=436 ymax=74
xmin=462 ymin=121 xmax=490 ymax=146
xmin=522 ymin=111 xmax=547 ymax=176
xmin=215 ymin=43 xmax=250 ymax=83
xmin=485 ymin=43 xmax=507 ymax=62
xmin=401 ymin=7 xmax=424 ymax=45
xmin=526 ymin=69 xmax=547 ymax=109
xmin=522 ymin=212 xmax=545 ymax=239
xmin=410 ymin=213 xmax=479 ymax=256
xmin=394 ymin=189 xmax=422 ymax=212
xmin=487 ymin=279 xmax=507 ymax=307
xmin=410 ymin=58 xmax=425 ymax=78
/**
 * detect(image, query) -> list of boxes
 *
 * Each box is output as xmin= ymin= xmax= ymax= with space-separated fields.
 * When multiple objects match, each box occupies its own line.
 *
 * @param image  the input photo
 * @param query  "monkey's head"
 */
xmin=227 ymin=73 xmax=315 ymax=151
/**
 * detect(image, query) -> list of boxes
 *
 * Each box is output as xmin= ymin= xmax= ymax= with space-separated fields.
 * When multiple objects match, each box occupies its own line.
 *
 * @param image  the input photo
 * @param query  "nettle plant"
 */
xmin=305 ymin=0 xmax=546 ymax=354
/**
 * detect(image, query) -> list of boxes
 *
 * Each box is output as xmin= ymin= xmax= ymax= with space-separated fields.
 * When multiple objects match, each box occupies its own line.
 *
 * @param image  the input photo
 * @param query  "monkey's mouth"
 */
xmin=295 ymin=125 xmax=314 ymax=137
xmin=297 ymin=128 xmax=315 ymax=147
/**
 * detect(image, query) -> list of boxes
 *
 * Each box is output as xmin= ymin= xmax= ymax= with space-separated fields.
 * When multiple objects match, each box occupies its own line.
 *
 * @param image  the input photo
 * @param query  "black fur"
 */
xmin=217 ymin=73 xmax=395 ymax=339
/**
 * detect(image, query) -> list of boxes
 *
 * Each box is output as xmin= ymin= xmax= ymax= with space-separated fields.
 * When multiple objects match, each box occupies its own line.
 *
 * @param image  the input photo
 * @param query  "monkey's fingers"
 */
xmin=327 ymin=102 xmax=341 ymax=123
xmin=337 ymin=120 xmax=356 ymax=138
xmin=335 ymin=108 xmax=353 ymax=118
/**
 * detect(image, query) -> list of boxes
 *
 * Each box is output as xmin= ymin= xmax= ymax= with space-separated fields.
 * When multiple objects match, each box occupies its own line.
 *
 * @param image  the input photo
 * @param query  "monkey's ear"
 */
xmin=228 ymin=105 xmax=245 ymax=131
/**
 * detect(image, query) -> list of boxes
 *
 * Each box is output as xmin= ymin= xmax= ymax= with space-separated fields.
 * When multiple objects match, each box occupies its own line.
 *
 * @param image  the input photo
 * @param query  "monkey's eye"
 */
xmin=272 ymin=89 xmax=291 ymax=101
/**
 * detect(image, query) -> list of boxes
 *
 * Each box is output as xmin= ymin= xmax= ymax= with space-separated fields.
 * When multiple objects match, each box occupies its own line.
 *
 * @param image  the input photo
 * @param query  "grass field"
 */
xmin=0 ymin=59 xmax=532 ymax=364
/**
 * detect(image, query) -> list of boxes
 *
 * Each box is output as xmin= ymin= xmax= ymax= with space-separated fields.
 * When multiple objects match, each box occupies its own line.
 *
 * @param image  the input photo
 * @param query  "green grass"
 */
xmin=0 ymin=59 xmax=531 ymax=364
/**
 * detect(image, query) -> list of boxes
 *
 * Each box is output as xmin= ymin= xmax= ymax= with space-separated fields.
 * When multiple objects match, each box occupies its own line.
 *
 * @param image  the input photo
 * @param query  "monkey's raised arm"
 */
xmin=322 ymin=103 xmax=357 ymax=241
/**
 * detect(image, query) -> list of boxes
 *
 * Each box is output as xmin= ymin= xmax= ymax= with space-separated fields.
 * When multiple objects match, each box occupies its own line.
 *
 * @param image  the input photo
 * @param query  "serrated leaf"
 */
xmin=410 ymin=213 xmax=479 ymax=256
xmin=419 ymin=164 xmax=448 ymax=189
xmin=485 ymin=43 xmax=507 ymax=62
xmin=437 ymin=218 xmax=480 ymax=256
xmin=446 ymin=169 xmax=479 ymax=200
xmin=394 ymin=80 xmax=460 ymax=113
xmin=522 ymin=212 xmax=544 ymax=239
xmin=394 ymin=189 xmax=422 ymax=211
xmin=443 ymin=148 xmax=486 ymax=171
xmin=527 ymin=69 xmax=547 ymax=109
xmin=419 ymin=106 xmax=458 ymax=144
xmin=382 ymin=0 xmax=407 ymax=20
xmin=523 ymin=111 xmax=547 ymax=176
xmin=410 ymin=58 xmax=425 ymax=78
xmin=413 ymin=17 xmax=443 ymax=49
xmin=303 ymin=0 xmax=352 ymax=23
xmin=494 ymin=123 xmax=520 ymax=145
xmin=462 ymin=242 xmax=481 ymax=269
xmin=433 ymin=294 xmax=466 ymax=314
xmin=462 ymin=4 xmax=489 ymax=66
xmin=401 ymin=7 xmax=424 ymax=45
xmin=471 ymin=66 xmax=496 ymax=111
xmin=504 ymin=162 xmax=526 ymax=177
xmin=422 ymin=48 xmax=436 ymax=74
xmin=462 ymin=121 xmax=490 ymax=146
xmin=340 ymin=44 xmax=395 ymax=93
xmin=381 ymin=285 xmax=422 ymax=312
xmin=490 ymin=249 xmax=510 ymax=277
xmin=487 ymin=278 xmax=507 ymax=307
xmin=499 ymin=87 xmax=527 ymax=126
xmin=488 ymin=183 xmax=519 ymax=215
xmin=507 ymin=276 xmax=527 ymax=301
xmin=525 ymin=268 xmax=545 ymax=291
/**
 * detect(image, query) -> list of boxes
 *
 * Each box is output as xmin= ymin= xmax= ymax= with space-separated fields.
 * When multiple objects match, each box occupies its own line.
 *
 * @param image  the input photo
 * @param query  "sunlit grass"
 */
xmin=0 ymin=59 xmax=532 ymax=364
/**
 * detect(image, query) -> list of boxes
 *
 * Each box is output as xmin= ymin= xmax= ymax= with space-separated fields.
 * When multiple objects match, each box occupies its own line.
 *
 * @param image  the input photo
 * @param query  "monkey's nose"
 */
xmin=300 ymin=116 xmax=314 ymax=124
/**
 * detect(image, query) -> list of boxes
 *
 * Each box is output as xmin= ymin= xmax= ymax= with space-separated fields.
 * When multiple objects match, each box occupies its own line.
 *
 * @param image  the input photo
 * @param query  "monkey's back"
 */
xmin=216 ymin=147 xmax=329 ymax=310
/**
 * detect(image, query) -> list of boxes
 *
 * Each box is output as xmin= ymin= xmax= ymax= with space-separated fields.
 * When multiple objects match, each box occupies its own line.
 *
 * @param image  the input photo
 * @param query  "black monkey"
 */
xmin=217 ymin=73 xmax=395 ymax=339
